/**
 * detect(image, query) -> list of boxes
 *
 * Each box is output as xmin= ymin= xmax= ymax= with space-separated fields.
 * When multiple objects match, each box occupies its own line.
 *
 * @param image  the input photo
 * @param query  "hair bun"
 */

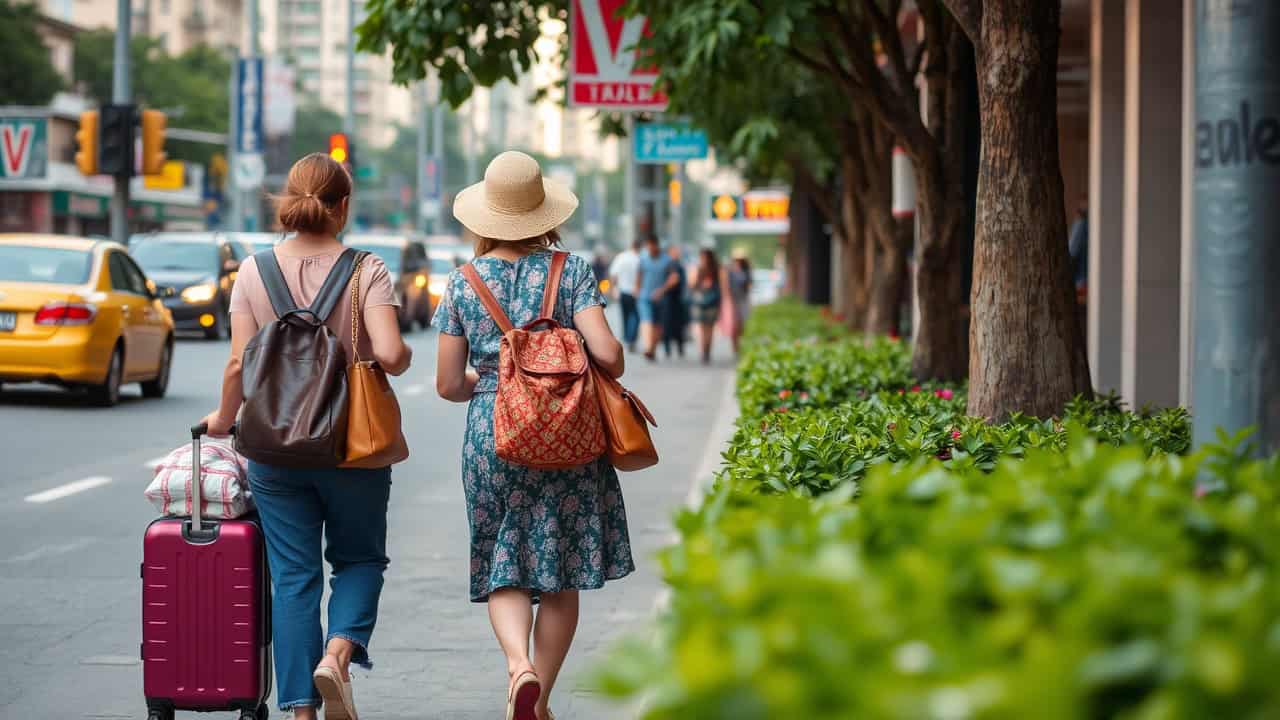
xmin=275 ymin=153 xmax=352 ymax=234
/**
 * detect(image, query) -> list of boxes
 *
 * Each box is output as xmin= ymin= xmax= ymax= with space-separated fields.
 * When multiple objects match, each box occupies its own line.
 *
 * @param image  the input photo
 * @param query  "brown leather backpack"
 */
xmin=235 ymin=248 xmax=367 ymax=468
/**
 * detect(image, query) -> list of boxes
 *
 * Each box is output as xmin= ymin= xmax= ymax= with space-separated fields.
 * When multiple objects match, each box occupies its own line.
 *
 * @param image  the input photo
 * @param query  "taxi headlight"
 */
xmin=181 ymin=282 xmax=217 ymax=304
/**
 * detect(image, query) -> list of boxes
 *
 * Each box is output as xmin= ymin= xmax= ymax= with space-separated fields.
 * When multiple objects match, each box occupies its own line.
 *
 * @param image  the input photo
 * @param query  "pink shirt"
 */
xmin=229 ymin=248 xmax=398 ymax=366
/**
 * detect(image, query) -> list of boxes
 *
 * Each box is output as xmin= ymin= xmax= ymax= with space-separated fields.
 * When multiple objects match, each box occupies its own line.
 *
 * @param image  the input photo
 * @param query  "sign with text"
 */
xmin=0 ymin=117 xmax=47 ymax=180
xmin=706 ymin=190 xmax=790 ymax=235
xmin=569 ymin=0 xmax=667 ymax=110
xmin=236 ymin=58 xmax=264 ymax=154
xmin=634 ymin=123 xmax=707 ymax=163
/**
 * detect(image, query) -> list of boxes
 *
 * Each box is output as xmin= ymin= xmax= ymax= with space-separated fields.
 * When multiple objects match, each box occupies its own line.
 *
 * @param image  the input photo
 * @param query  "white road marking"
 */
xmin=24 ymin=476 xmax=113 ymax=504
xmin=404 ymin=384 xmax=426 ymax=396
xmin=5 ymin=537 xmax=97 ymax=563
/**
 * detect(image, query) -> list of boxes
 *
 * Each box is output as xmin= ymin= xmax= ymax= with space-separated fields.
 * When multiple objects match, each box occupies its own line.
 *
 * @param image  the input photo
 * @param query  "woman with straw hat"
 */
xmin=433 ymin=151 xmax=635 ymax=720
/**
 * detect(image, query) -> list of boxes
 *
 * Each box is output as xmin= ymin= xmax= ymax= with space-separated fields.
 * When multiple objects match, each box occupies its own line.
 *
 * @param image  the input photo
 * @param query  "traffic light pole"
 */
xmin=345 ymin=0 xmax=357 ymax=227
xmin=110 ymin=0 xmax=130 ymax=246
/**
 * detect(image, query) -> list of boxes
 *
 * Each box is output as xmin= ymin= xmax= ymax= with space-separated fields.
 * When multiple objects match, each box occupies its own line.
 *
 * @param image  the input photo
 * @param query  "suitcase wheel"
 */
xmin=240 ymin=704 xmax=269 ymax=720
xmin=146 ymin=711 xmax=173 ymax=720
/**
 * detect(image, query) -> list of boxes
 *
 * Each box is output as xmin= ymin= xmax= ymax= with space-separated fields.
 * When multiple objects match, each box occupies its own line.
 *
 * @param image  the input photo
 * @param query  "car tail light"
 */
xmin=34 ymin=302 xmax=97 ymax=326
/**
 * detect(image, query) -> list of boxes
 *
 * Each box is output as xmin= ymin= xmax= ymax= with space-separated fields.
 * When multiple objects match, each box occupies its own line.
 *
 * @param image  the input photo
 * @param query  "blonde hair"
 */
xmin=473 ymin=229 xmax=562 ymax=257
xmin=275 ymin=153 xmax=352 ymax=234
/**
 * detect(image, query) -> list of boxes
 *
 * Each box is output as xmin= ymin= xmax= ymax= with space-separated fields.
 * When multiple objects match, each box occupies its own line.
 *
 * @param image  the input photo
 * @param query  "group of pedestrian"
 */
xmin=200 ymin=151 xmax=634 ymax=720
xmin=607 ymin=236 xmax=753 ymax=364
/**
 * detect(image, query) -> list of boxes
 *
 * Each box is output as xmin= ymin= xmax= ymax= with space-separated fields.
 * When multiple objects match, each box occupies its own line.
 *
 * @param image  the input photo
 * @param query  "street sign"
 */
xmin=233 ymin=154 xmax=265 ymax=190
xmin=263 ymin=56 xmax=296 ymax=138
xmin=634 ymin=123 xmax=708 ymax=163
xmin=236 ymin=58 xmax=264 ymax=154
xmin=0 ymin=117 xmax=47 ymax=180
xmin=569 ymin=0 xmax=667 ymax=110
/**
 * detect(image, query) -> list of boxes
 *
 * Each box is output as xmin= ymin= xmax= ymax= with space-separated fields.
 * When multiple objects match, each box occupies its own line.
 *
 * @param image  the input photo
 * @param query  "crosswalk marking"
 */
xmin=24 ymin=476 xmax=113 ymax=504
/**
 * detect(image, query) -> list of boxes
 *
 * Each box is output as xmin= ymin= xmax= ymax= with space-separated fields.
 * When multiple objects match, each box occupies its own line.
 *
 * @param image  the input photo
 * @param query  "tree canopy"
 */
xmin=0 ymin=1 xmax=64 ymax=106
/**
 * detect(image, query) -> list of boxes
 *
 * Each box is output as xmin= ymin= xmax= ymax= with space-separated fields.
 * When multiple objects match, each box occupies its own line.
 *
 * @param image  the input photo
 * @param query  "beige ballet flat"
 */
xmin=313 ymin=663 xmax=358 ymax=720
xmin=507 ymin=671 xmax=541 ymax=720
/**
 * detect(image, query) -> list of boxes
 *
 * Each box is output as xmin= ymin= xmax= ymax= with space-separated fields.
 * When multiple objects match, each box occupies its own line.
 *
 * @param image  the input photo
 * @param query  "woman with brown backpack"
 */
xmin=434 ymin=151 xmax=635 ymax=720
xmin=201 ymin=153 xmax=412 ymax=720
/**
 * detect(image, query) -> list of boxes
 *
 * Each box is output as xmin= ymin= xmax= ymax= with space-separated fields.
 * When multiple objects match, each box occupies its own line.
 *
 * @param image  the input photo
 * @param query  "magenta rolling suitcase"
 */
xmin=142 ymin=423 xmax=271 ymax=720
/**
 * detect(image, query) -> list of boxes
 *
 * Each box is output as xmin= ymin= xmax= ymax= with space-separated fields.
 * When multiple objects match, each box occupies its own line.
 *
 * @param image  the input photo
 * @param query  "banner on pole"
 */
xmin=236 ymin=58 xmax=264 ymax=154
xmin=569 ymin=0 xmax=667 ymax=110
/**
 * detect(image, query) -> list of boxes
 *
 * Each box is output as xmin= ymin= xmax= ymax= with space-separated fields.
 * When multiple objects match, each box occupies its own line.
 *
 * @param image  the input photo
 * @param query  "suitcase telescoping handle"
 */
xmin=189 ymin=422 xmax=234 ymax=533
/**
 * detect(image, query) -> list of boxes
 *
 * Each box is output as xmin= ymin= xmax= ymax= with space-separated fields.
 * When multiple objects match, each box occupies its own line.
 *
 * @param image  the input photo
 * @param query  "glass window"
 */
xmin=108 ymin=252 xmax=142 ymax=294
xmin=131 ymin=240 xmax=219 ymax=274
xmin=120 ymin=254 xmax=151 ymax=295
xmin=0 ymin=246 xmax=92 ymax=284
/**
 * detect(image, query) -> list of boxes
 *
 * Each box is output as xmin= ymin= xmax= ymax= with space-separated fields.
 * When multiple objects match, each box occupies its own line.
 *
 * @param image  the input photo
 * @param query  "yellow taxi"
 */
xmin=0 ymin=235 xmax=175 ymax=406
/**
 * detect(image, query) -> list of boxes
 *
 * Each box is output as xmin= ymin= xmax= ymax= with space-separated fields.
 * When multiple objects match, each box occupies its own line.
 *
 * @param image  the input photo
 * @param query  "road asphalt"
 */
xmin=0 ymin=323 xmax=735 ymax=719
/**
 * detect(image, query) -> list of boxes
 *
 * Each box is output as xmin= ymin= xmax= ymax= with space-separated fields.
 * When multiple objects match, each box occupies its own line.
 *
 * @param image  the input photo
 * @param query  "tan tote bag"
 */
xmin=341 ymin=257 xmax=410 ymax=468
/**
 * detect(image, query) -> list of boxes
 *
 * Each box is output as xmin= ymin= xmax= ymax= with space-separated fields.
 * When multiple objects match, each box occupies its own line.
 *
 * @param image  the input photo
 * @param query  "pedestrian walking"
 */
xmin=608 ymin=239 xmax=642 ymax=352
xmin=722 ymin=251 xmax=754 ymax=354
xmin=201 ymin=153 xmax=413 ymax=720
xmin=637 ymin=235 xmax=678 ymax=361
xmin=433 ymin=151 xmax=635 ymax=720
xmin=660 ymin=245 xmax=689 ymax=359
xmin=690 ymin=248 xmax=724 ymax=364
xmin=1068 ymin=195 xmax=1089 ymax=301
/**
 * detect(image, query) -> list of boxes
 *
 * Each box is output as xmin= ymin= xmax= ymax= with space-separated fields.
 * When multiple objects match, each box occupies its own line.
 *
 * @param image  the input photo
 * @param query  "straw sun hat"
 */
xmin=453 ymin=151 xmax=579 ymax=241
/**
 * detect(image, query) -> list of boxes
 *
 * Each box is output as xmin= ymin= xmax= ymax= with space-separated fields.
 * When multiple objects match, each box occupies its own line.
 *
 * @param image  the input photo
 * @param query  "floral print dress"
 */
xmin=432 ymin=250 xmax=635 ymax=602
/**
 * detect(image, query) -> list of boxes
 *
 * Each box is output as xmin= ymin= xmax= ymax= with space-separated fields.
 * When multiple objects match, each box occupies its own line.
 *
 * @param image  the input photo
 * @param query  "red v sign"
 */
xmin=1 ymin=124 xmax=34 ymax=178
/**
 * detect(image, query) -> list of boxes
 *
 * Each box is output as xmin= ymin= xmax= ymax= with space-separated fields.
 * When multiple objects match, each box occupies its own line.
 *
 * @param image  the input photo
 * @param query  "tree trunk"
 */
xmin=866 ymin=217 xmax=912 ymax=335
xmin=959 ymin=0 xmax=1092 ymax=419
xmin=840 ymin=168 xmax=870 ymax=329
xmin=912 ymin=166 xmax=969 ymax=381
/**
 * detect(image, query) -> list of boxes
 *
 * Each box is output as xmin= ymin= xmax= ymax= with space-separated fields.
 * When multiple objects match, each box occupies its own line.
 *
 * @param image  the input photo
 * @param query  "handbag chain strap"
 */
xmin=349 ymin=256 xmax=365 ymax=363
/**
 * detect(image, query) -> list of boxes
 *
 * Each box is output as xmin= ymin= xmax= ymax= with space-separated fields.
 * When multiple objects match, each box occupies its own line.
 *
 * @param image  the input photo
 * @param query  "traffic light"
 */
xmin=140 ymin=109 xmax=167 ymax=176
xmin=328 ymin=133 xmax=349 ymax=164
xmin=74 ymin=110 xmax=98 ymax=176
xmin=99 ymin=104 xmax=135 ymax=177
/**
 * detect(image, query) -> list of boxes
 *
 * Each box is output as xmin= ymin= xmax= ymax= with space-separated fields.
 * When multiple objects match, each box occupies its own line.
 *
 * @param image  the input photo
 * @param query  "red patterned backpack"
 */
xmin=461 ymin=251 xmax=606 ymax=469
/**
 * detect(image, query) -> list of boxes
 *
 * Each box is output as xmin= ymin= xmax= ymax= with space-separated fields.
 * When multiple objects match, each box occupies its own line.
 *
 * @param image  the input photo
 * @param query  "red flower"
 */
xmin=911 ymin=385 xmax=922 ymax=393
xmin=775 ymin=407 xmax=789 ymax=414
xmin=799 ymin=392 xmax=810 ymax=401
xmin=952 ymin=430 xmax=963 ymax=440
xmin=778 ymin=389 xmax=793 ymax=400
xmin=935 ymin=388 xmax=955 ymax=401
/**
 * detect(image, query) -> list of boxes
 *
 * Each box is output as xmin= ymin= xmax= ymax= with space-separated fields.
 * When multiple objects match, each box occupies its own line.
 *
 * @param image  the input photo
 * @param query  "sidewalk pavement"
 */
xmin=353 ymin=346 xmax=738 ymax=719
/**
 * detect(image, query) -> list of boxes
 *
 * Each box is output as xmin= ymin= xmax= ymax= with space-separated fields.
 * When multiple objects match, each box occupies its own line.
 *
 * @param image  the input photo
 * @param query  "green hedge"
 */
xmin=597 ymin=303 xmax=1280 ymax=718
xmin=600 ymin=435 xmax=1280 ymax=719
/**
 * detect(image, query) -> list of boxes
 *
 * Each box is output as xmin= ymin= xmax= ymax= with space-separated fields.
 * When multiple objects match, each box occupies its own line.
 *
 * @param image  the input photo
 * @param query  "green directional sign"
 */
xmin=356 ymin=164 xmax=377 ymax=181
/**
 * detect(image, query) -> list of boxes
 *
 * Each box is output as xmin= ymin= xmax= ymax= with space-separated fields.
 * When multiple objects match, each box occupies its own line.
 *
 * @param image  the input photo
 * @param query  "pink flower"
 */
xmin=911 ymin=385 xmax=922 ymax=393
xmin=952 ymin=430 xmax=963 ymax=440
xmin=799 ymin=392 xmax=810 ymax=401
xmin=936 ymin=388 xmax=955 ymax=400
xmin=778 ymin=389 xmax=793 ymax=400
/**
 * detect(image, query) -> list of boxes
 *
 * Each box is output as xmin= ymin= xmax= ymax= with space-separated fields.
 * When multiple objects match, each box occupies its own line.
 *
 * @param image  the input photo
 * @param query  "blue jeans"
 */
xmin=619 ymin=292 xmax=639 ymax=345
xmin=248 ymin=461 xmax=391 ymax=711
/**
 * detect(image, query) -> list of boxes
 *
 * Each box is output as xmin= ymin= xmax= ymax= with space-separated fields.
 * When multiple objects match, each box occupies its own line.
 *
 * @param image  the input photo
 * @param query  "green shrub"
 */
xmin=741 ymin=298 xmax=851 ymax=348
xmin=598 ymin=436 xmax=1280 ymax=719
xmin=727 ymin=392 xmax=1191 ymax=496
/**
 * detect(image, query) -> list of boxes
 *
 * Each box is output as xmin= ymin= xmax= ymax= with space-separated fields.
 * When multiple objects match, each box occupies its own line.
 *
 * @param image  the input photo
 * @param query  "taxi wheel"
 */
xmin=89 ymin=344 xmax=124 ymax=407
xmin=141 ymin=340 xmax=172 ymax=399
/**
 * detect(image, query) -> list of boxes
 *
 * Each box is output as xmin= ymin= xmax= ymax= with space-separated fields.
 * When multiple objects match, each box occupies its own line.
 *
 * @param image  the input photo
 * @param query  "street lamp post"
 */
xmin=110 ymin=0 xmax=130 ymax=246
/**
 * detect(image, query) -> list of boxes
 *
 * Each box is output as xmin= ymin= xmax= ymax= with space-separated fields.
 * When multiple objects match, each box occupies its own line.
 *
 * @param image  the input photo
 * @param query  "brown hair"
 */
xmin=473 ymin=229 xmax=562 ymax=258
xmin=275 ymin=153 xmax=352 ymax=234
xmin=694 ymin=248 xmax=720 ymax=289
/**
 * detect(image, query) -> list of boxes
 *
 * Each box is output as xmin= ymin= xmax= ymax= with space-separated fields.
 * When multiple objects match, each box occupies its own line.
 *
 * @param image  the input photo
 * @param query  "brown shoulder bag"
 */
xmin=342 ymin=256 xmax=410 ymax=468
xmin=590 ymin=363 xmax=659 ymax=471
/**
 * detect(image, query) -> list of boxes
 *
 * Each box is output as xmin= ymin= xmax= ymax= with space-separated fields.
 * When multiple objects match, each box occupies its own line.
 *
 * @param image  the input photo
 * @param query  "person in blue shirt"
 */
xmin=636 ymin=235 xmax=678 ymax=361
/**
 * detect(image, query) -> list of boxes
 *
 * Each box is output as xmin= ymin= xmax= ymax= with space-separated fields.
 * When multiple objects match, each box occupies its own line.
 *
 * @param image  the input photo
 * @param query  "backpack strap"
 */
xmin=461 ymin=263 xmax=515 ymax=334
xmin=539 ymin=251 xmax=569 ymax=320
xmin=309 ymin=248 xmax=366 ymax=321
xmin=254 ymin=249 xmax=299 ymax=319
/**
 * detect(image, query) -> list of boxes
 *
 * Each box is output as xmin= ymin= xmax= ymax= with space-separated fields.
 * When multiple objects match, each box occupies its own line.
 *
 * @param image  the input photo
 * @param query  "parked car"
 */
xmin=344 ymin=234 xmax=432 ymax=331
xmin=129 ymin=232 xmax=252 ymax=340
xmin=227 ymin=231 xmax=284 ymax=255
xmin=0 ymin=234 xmax=175 ymax=406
